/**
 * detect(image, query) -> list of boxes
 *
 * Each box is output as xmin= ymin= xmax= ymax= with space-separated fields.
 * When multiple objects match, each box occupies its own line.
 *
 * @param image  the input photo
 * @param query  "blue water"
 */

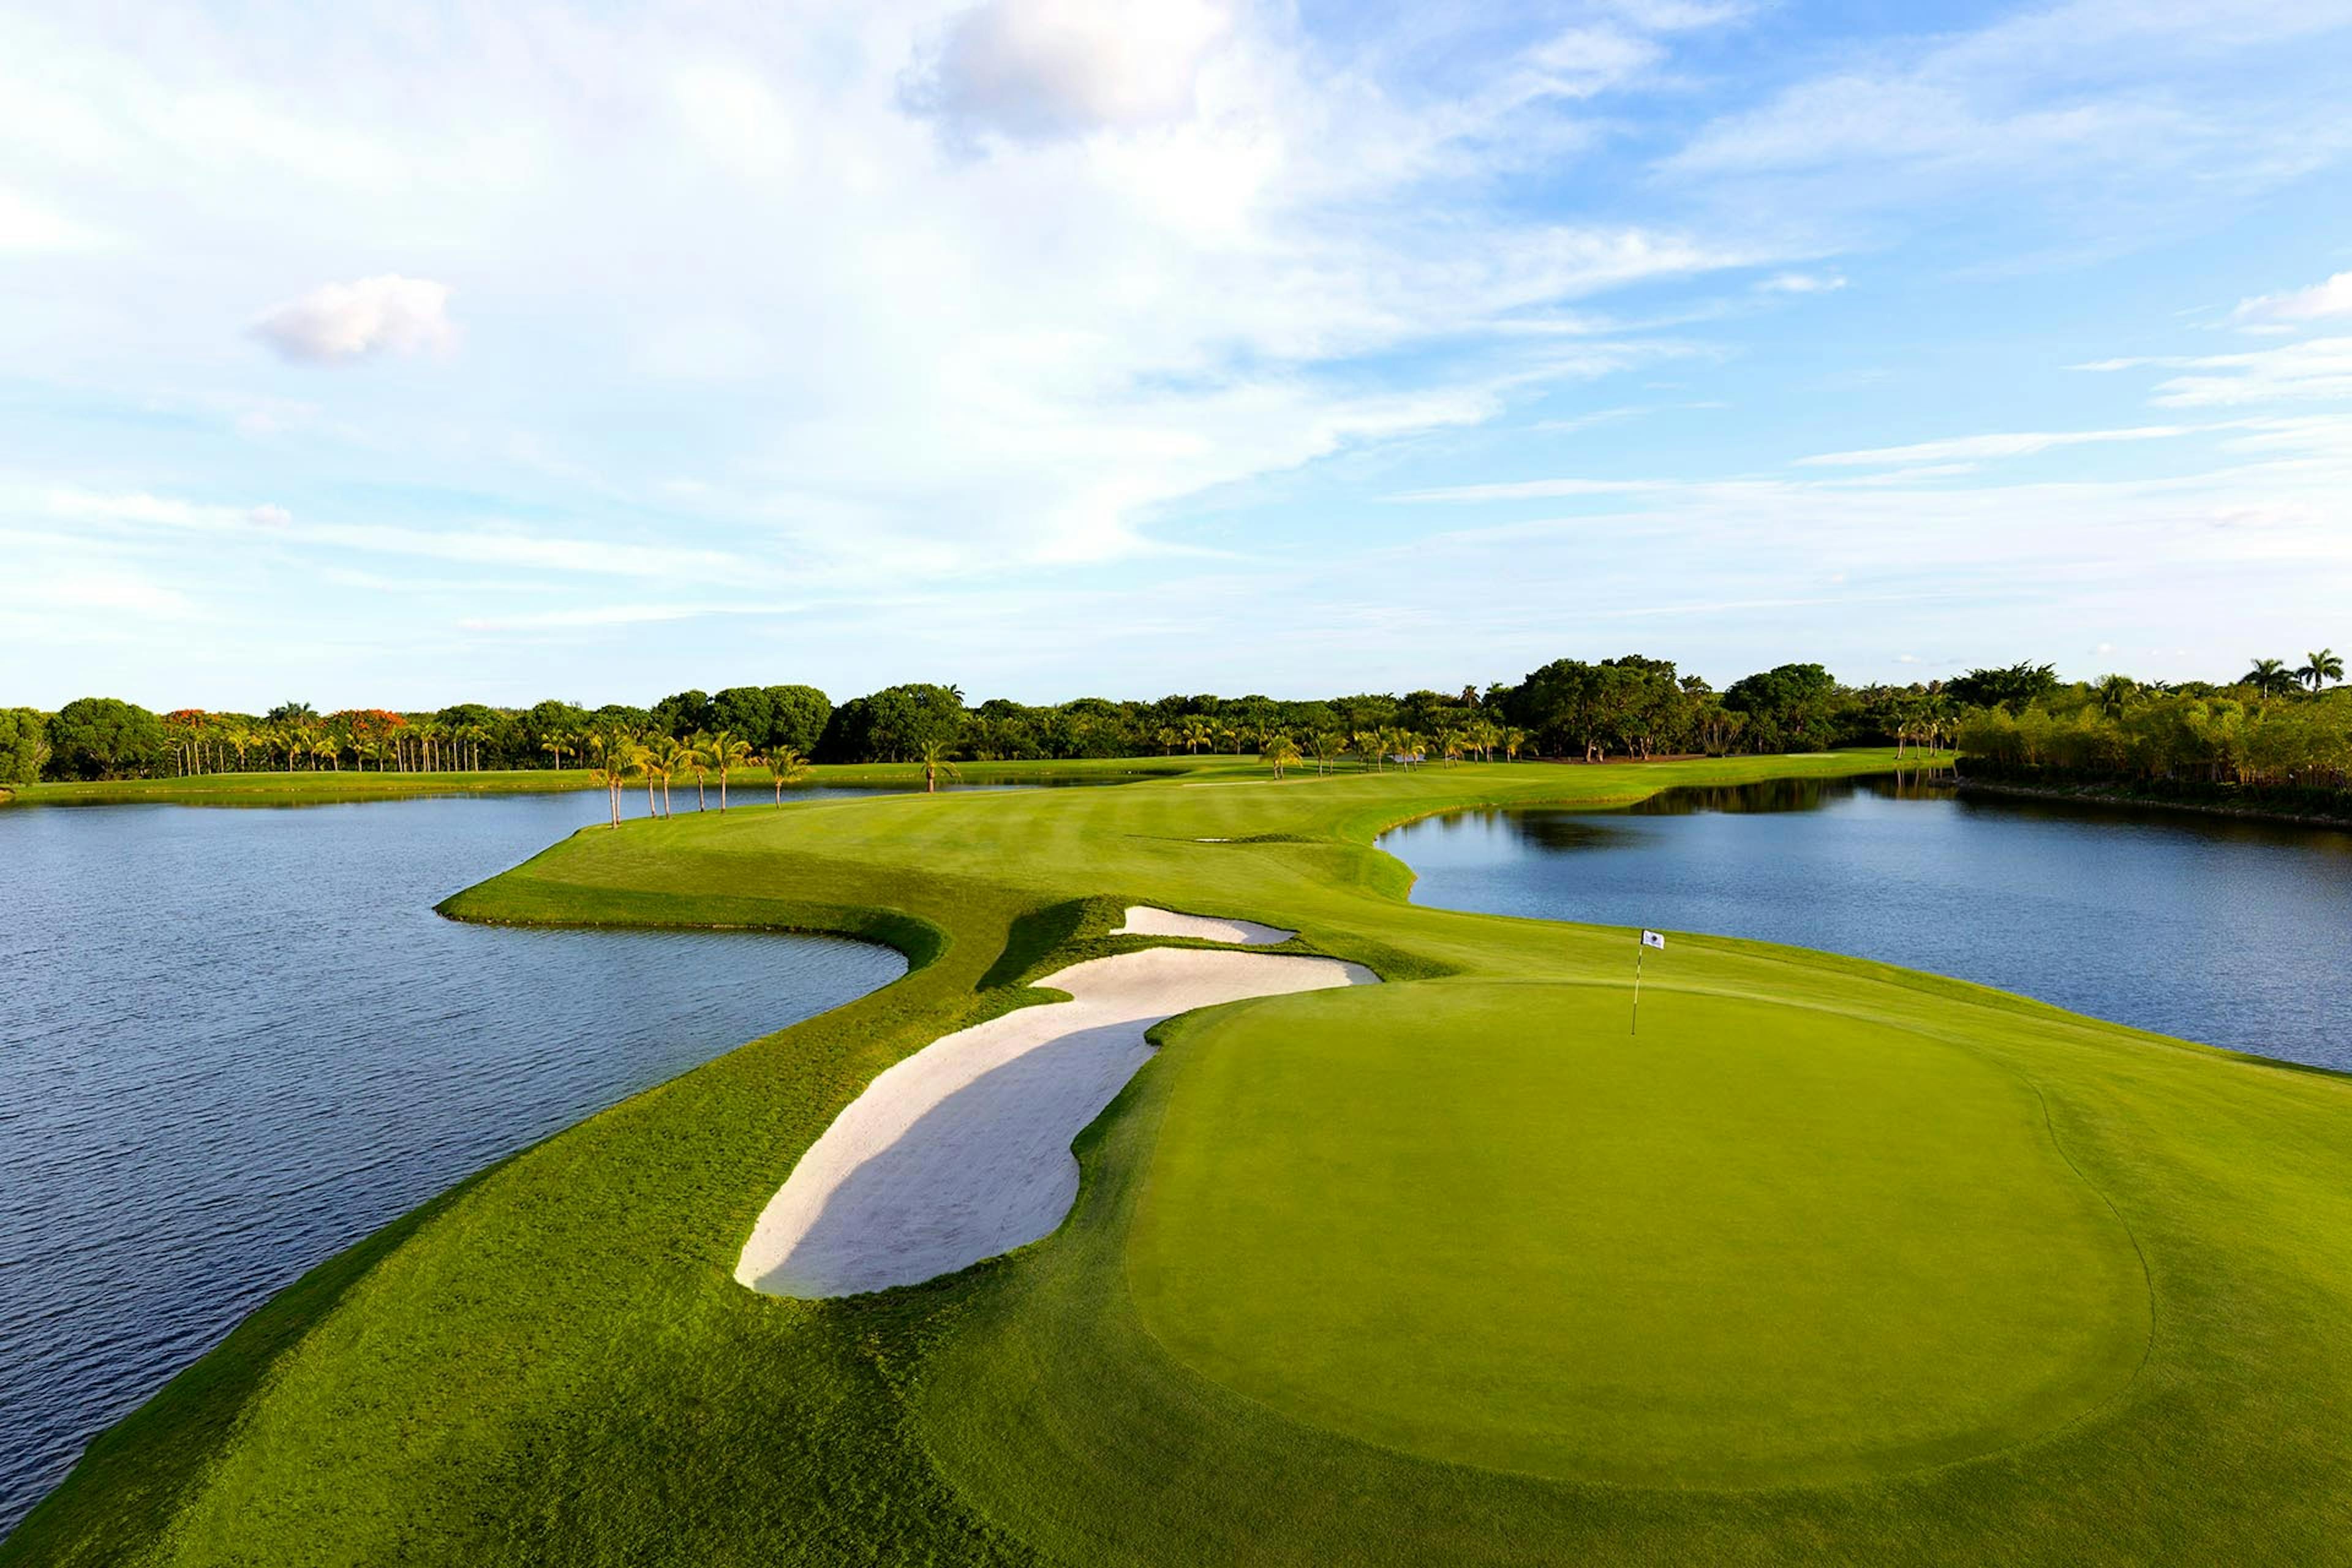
xmin=1382 ymin=774 xmax=2352 ymax=1071
xmin=0 ymin=792 xmax=906 ymax=1536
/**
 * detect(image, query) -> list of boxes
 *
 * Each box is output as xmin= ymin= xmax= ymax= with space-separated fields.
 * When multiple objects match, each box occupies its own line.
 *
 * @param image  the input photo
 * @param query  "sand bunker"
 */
xmin=1112 ymin=905 xmax=1295 ymax=945
xmin=736 ymin=927 xmax=1374 ymax=1298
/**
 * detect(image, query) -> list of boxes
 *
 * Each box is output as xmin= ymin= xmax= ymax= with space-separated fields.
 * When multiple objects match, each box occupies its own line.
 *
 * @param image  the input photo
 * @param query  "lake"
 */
xmin=0 ymin=791 xmax=907 ymax=1537
xmin=1381 ymin=774 xmax=2352 ymax=1073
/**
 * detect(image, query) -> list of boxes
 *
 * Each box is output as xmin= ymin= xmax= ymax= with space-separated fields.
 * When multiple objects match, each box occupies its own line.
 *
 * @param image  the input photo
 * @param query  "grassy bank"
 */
xmin=9 ymin=749 xmax=2350 ymax=1566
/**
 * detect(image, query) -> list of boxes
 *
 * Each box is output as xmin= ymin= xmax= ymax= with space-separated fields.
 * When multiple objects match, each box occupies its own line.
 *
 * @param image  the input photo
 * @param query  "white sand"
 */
xmin=736 ymin=933 xmax=1375 ymax=1298
xmin=1110 ymin=905 xmax=1295 ymax=946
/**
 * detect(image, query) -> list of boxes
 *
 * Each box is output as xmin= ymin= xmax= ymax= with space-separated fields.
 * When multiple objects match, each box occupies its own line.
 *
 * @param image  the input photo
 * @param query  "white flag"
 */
xmin=1640 ymin=930 xmax=1665 ymax=949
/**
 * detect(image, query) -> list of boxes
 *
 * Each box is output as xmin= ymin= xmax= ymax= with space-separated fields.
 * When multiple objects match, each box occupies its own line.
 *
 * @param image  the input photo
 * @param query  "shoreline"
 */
xmin=1954 ymin=777 xmax=2352 ymax=832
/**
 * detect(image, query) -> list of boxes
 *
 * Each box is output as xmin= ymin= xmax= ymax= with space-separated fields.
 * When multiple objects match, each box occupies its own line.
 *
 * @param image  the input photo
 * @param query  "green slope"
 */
xmin=10 ymin=752 xmax=2351 ymax=1567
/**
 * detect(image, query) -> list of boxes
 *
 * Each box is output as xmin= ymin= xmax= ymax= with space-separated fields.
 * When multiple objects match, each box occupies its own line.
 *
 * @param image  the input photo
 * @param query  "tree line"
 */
xmin=1954 ymin=651 xmax=2352 ymax=810
xmin=4 ymin=650 xmax=2342 ymax=797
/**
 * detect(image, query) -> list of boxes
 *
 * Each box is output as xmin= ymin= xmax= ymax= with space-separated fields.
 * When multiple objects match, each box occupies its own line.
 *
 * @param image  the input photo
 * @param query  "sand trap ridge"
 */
xmin=1112 ymin=905 xmax=1295 ymax=945
xmin=736 ymin=919 xmax=1373 ymax=1298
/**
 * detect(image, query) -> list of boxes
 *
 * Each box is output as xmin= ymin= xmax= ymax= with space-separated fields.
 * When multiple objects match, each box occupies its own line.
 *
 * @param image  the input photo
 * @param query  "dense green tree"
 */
xmin=46 ymin=698 xmax=167 ymax=780
xmin=1722 ymin=663 xmax=1842 ymax=752
xmin=710 ymin=684 xmax=832 ymax=757
xmin=651 ymin=689 xmax=715 ymax=739
xmin=1496 ymin=655 xmax=1694 ymax=760
xmin=1947 ymin=661 xmax=2060 ymax=714
xmin=816 ymin=686 xmax=963 ymax=763
xmin=0 ymin=707 xmax=50 ymax=785
xmin=519 ymin=700 xmax=589 ymax=761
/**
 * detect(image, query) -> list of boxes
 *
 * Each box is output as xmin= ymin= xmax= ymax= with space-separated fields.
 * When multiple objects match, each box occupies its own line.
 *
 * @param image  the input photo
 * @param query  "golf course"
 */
xmin=9 ymin=751 xmax=2350 ymax=1566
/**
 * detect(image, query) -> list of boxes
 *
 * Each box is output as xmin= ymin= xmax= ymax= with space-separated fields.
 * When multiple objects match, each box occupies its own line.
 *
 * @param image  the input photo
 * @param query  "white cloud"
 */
xmin=902 ymin=0 xmax=1232 ymax=145
xmin=1798 ymin=425 xmax=2195 ymax=466
xmin=249 ymin=276 xmax=456 ymax=365
xmin=2146 ymin=337 xmax=2352 ymax=406
xmin=2228 ymin=270 xmax=2352 ymax=328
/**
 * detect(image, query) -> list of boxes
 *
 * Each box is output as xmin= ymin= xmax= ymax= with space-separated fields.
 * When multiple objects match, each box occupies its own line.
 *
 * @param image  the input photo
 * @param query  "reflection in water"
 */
xmin=1628 ymin=770 xmax=1956 ymax=815
xmin=1382 ymin=774 xmax=2352 ymax=1072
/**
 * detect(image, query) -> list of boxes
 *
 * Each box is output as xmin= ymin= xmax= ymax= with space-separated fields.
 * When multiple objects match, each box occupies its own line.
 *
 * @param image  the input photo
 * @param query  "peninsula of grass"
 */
xmin=10 ymin=750 xmax=2351 ymax=1566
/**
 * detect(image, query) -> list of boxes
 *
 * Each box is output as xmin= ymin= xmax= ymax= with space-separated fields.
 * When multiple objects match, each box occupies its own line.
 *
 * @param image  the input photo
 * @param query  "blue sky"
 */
xmin=4 ymin=0 xmax=2350 ymax=710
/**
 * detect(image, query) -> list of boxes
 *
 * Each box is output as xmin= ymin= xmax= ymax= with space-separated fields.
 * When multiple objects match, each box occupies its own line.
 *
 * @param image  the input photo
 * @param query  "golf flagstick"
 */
xmin=1634 ymin=929 xmax=1665 ymax=1035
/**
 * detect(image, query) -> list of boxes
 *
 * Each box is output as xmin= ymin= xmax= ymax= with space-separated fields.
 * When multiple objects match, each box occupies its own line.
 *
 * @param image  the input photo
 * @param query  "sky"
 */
xmin=4 ymin=0 xmax=2351 ymax=711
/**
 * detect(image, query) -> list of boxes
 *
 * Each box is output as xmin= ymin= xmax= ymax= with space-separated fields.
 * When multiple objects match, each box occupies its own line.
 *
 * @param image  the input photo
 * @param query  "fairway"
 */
xmin=1127 ymin=982 xmax=2150 ymax=1487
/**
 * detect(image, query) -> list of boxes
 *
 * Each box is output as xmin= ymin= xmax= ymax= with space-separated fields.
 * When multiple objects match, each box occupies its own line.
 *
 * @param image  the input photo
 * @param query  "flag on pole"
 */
xmin=1641 ymin=930 xmax=1666 ymax=950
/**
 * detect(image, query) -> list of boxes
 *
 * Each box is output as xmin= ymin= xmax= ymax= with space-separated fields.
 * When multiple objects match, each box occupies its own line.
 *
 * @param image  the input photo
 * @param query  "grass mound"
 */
xmin=1128 ymin=981 xmax=2149 ymax=1486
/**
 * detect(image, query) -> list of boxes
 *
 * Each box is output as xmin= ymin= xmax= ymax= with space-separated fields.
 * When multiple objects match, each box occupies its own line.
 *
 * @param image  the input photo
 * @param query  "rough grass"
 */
xmin=9 ymin=750 xmax=2350 ymax=1566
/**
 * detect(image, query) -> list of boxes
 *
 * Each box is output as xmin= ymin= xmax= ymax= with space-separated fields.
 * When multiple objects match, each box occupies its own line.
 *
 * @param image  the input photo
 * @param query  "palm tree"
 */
xmin=1503 ymin=727 xmax=1528 ymax=761
xmin=541 ymin=734 xmax=568 ymax=771
xmin=1352 ymin=728 xmax=1384 ymax=772
xmin=767 ymin=745 xmax=812 ymax=805
xmin=1307 ymin=730 xmax=1344 ymax=775
xmin=684 ymin=733 xmax=715 ymax=810
xmin=639 ymin=735 xmax=692 ymax=816
xmin=587 ymin=728 xmax=639 ymax=828
xmin=1155 ymin=725 xmax=1178 ymax=756
xmin=1261 ymin=733 xmax=1302 ymax=779
xmin=916 ymin=736 xmax=960 ymax=794
xmin=2094 ymin=674 xmax=2138 ymax=718
xmin=1437 ymin=728 xmax=1465 ymax=766
xmin=2243 ymin=657 xmax=2296 ymax=699
xmin=2298 ymin=648 xmax=2343 ymax=692
xmin=703 ymin=730 xmax=752 ymax=809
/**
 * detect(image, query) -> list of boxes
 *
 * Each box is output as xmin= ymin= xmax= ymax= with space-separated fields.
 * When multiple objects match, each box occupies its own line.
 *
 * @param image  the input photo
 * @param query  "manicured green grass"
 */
xmin=1126 ymin=982 xmax=2148 ymax=1488
xmin=9 ymin=748 xmax=2350 ymax=1566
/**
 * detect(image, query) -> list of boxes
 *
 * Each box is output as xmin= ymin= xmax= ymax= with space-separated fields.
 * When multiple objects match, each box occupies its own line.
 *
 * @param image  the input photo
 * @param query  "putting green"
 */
xmin=1126 ymin=981 xmax=2151 ymax=1487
